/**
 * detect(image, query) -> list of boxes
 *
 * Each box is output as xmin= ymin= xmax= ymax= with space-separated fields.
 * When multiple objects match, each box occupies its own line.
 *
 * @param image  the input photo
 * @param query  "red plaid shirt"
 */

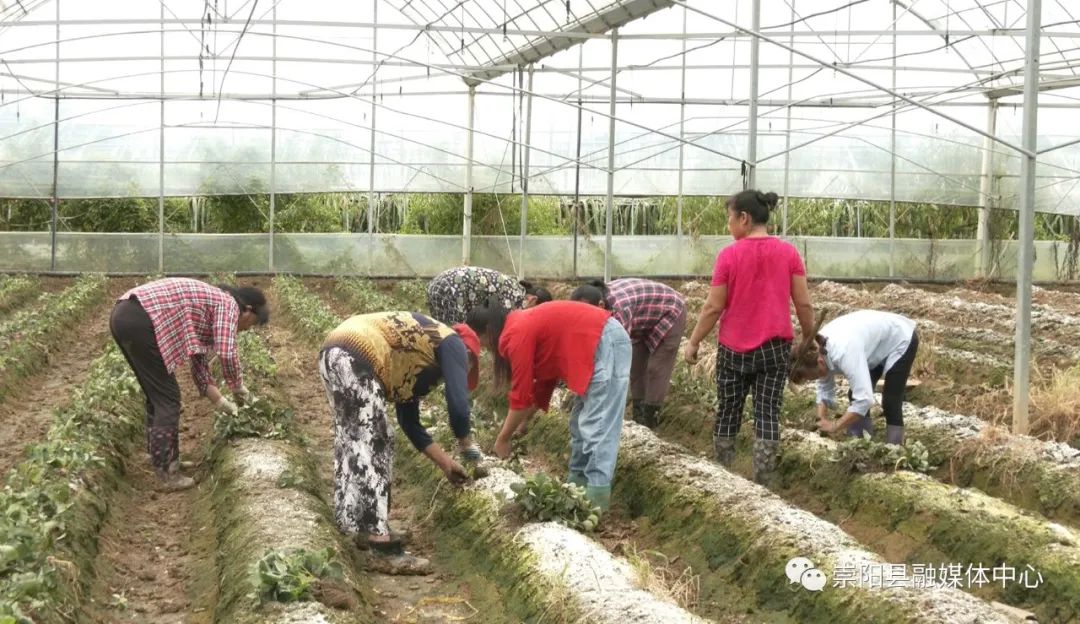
xmin=120 ymin=278 xmax=243 ymax=395
xmin=606 ymin=279 xmax=686 ymax=351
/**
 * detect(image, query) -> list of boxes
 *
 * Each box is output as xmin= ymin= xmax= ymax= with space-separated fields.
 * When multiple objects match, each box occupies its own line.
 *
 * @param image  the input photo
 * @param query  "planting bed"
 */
xmin=524 ymin=416 xmax=1018 ymax=623
xmin=0 ymin=275 xmax=39 ymax=318
xmin=273 ymin=276 xmax=525 ymax=622
xmin=5 ymin=274 xmax=1080 ymax=623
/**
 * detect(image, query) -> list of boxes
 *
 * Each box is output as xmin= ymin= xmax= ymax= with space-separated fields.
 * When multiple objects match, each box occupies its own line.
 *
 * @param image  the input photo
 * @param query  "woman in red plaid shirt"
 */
xmin=570 ymin=278 xmax=687 ymax=428
xmin=109 ymin=278 xmax=269 ymax=491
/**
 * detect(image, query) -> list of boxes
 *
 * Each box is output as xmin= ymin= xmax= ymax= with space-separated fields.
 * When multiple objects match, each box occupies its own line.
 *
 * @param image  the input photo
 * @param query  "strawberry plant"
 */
xmin=831 ymin=433 xmax=934 ymax=474
xmin=392 ymin=279 xmax=428 ymax=311
xmin=274 ymin=276 xmax=340 ymax=343
xmin=334 ymin=278 xmax=396 ymax=315
xmin=213 ymin=397 xmax=293 ymax=440
xmin=238 ymin=332 xmax=277 ymax=379
xmin=0 ymin=276 xmax=38 ymax=317
xmin=509 ymin=473 xmax=602 ymax=532
xmin=255 ymin=547 xmax=345 ymax=604
xmin=0 ymin=345 xmax=142 ymax=622
xmin=212 ymin=318 xmax=292 ymax=442
xmin=0 ymin=274 xmax=107 ymax=400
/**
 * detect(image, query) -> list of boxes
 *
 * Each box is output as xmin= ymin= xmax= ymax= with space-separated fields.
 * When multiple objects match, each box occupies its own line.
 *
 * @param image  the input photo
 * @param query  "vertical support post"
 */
xmin=463 ymin=85 xmax=476 ymax=266
xmin=1013 ymin=0 xmax=1042 ymax=435
xmin=268 ymin=4 xmax=277 ymax=272
xmin=745 ymin=0 xmax=761 ymax=189
xmin=573 ymin=46 xmax=583 ymax=279
xmin=518 ymin=65 xmax=534 ymax=280
xmin=676 ymin=6 xmax=687 ymax=239
xmin=888 ymin=0 xmax=897 ymax=277
xmin=976 ymin=99 xmax=999 ymax=277
xmin=781 ymin=0 xmax=795 ymax=235
xmin=158 ymin=0 xmax=166 ymax=274
xmin=604 ymin=29 xmax=619 ymax=282
xmin=367 ymin=1 xmax=378 ymax=276
xmin=50 ymin=0 xmax=59 ymax=271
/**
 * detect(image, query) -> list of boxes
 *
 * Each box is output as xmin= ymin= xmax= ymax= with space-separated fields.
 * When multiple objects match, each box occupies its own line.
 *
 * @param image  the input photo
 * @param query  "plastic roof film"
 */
xmin=0 ymin=0 xmax=1074 ymax=215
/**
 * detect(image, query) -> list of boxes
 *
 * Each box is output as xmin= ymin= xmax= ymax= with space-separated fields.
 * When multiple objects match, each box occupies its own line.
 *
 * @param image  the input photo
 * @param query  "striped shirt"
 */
xmin=605 ymin=279 xmax=686 ymax=351
xmin=119 ymin=278 xmax=243 ymax=395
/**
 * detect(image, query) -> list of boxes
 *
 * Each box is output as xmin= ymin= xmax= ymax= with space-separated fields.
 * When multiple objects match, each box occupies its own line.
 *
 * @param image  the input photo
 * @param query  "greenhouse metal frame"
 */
xmin=0 ymin=0 xmax=1074 ymax=430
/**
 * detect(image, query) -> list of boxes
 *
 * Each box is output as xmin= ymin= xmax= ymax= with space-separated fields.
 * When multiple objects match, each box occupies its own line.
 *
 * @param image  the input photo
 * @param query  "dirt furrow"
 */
xmin=0 ymin=278 xmax=137 ymax=477
xmin=264 ymin=285 xmax=500 ymax=623
xmin=85 ymin=367 xmax=218 ymax=622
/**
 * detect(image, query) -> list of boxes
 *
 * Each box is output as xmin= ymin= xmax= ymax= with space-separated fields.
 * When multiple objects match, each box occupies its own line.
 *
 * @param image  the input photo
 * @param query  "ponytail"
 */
xmin=729 ymin=189 xmax=780 ymax=225
xmin=519 ymin=280 xmax=553 ymax=305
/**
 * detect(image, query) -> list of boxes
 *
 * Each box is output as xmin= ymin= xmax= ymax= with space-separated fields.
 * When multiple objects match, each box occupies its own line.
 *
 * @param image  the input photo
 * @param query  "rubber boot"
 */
xmin=585 ymin=485 xmax=612 ymax=513
xmin=168 ymin=458 xmax=196 ymax=474
xmin=567 ymin=472 xmax=587 ymax=488
xmin=640 ymin=404 xmax=662 ymax=429
xmin=155 ymin=469 xmax=195 ymax=492
xmin=631 ymin=399 xmax=645 ymax=424
xmin=846 ymin=415 xmax=875 ymax=439
xmin=714 ymin=435 xmax=736 ymax=467
xmin=752 ymin=439 xmax=781 ymax=486
xmin=885 ymin=425 xmax=905 ymax=446
xmin=368 ymin=540 xmax=432 ymax=576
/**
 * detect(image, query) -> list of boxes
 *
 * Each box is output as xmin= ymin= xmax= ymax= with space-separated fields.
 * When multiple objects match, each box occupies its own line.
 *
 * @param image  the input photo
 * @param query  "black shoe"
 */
xmin=640 ymin=404 xmax=662 ymax=429
xmin=368 ymin=541 xmax=432 ymax=576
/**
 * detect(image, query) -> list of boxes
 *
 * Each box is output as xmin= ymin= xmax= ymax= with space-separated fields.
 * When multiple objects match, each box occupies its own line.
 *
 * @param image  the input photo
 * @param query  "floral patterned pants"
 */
xmin=318 ymin=346 xmax=394 ymax=536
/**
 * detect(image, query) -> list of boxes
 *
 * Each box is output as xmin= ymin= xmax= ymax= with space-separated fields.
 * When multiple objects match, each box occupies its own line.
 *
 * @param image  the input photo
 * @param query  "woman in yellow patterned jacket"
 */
xmin=318 ymin=311 xmax=481 ymax=574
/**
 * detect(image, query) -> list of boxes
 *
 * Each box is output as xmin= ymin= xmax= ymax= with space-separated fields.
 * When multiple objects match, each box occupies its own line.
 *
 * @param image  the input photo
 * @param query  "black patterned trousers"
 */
xmin=109 ymin=297 xmax=181 ymax=473
xmin=318 ymin=346 xmax=394 ymax=537
xmin=714 ymin=338 xmax=792 ymax=442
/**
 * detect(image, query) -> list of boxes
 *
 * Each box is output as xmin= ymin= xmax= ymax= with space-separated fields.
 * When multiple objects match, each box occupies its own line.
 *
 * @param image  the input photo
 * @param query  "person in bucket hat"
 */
xmin=317 ymin=311 xmax=481 ymax=575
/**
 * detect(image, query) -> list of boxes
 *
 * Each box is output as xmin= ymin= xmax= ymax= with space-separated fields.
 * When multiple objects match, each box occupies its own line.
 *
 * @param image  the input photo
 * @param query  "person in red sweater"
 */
xmin=467 ymin=300 xmax=631 ymax=511
xmin=684 ymin=190 xmax=815 ymax=485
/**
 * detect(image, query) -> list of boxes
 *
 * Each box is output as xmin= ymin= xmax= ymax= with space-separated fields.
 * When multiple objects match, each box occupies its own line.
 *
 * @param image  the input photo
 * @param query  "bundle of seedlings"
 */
xmin=831 ymin=432 xmax=934 ymax=474
xmin=510 ymin=472 xmax=602 ymax=532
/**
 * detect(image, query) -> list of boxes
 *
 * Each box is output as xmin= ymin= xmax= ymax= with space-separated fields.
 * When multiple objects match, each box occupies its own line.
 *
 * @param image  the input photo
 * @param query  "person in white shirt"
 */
xmin=789 ymin=310 xmax=919 ymax=445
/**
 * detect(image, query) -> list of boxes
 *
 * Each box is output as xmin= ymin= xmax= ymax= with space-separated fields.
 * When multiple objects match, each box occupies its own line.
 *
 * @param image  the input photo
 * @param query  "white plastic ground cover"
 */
xmin=882 ymin=283 xmax=1080 ymax=332
xmin=784 ymin=428 xmax=1080 ymax=548
xmin=469 ymin=466 xmax=709 ymax=623
xmin=230 ymin=439 xmax=353 ymax=624
xmin=619 ymin=423 xmax=1019 ymax=624
xmin=900 ymin=402 xmax=1080 ymax=466
xmin=810 ymin=286 xmax=1015 ymax=365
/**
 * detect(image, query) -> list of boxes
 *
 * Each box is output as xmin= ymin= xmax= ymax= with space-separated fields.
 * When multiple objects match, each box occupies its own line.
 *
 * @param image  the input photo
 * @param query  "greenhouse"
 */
xmin=0 ymin=2 xmax=1078 ymax=623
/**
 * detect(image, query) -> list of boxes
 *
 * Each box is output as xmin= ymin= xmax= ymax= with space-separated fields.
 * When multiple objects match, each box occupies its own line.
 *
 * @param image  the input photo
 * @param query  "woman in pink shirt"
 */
xmin=683 ymin=190 xmax=815 ymax=485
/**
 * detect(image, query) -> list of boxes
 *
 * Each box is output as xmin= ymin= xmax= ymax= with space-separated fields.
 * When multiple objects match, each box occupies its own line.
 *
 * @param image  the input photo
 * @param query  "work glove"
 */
xmin=214 ymin=395 xmax=239 ymax=415
xmin=234 ymin=384 xmax=255 ymax=406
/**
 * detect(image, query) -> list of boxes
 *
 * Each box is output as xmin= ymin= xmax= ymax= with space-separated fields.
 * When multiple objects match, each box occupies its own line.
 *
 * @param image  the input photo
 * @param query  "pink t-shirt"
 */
xmin=711 ymin=236 xmax=806 ymax=353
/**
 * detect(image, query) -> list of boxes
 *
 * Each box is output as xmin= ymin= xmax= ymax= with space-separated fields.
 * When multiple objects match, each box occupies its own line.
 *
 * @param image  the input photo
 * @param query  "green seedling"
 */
xmin=831 ymin=432 xmax=934 ymax=474
xmin=510 ymin=473 xmax=602 ymax=532
xmin=255 ymin=547 xmax=345 ymax=604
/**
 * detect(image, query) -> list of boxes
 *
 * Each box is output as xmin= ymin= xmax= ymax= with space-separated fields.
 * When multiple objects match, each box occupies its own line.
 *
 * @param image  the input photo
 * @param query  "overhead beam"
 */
xmin=464 ymin=0 xmax=675 ymax=86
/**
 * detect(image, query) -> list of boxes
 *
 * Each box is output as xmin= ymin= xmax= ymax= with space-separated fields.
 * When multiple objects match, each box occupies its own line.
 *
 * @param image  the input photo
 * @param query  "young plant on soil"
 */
xmin=0 ymin=274 xmax=106 ymax=398
xmin=831 ymin=433 xmax=933 ymax=473
xmin=0 ymin=346 xmax=142 ymax=623
xmin=392 ymin=279 xmax=428 ymax=311
xmin=510 ymin=473 xmax=602 ymax=532
xmin=274 ymin=276 xmax=340 ymax=343
xmin=0 ymin=276 xmax=37 ymax=315
xmin=213 ymin=397 xmax=293 ymax=441
xmin=255 ymin=547 xmax=345 ymax=604
xmin=334 ymin=278 xmax=396 ymax=314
